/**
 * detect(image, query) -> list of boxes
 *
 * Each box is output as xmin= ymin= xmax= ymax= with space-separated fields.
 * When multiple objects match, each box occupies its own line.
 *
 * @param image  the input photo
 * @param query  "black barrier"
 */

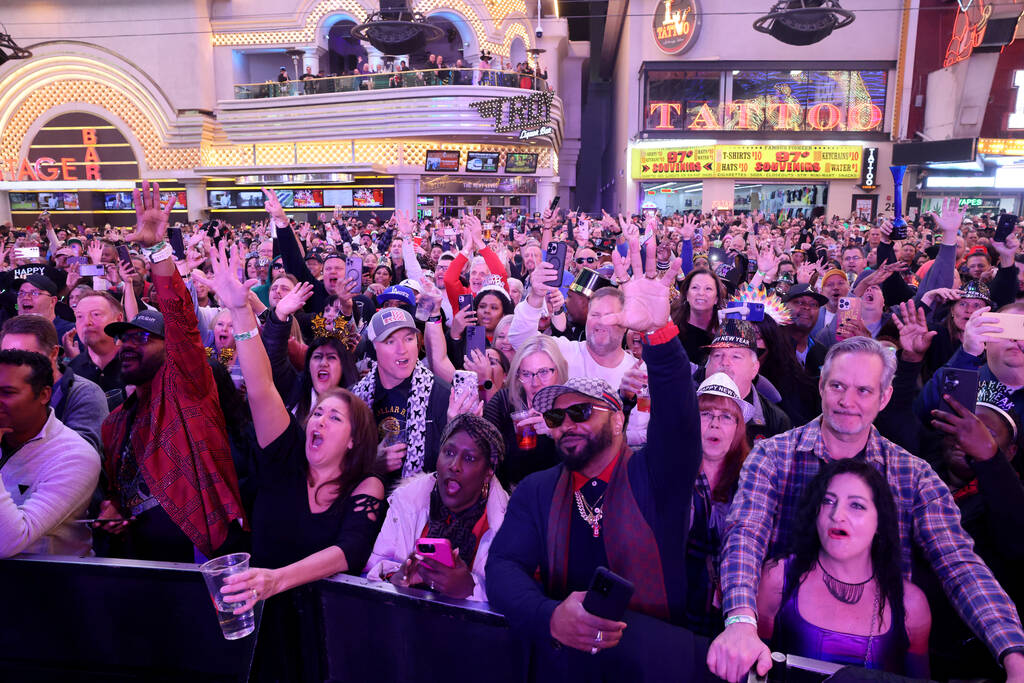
xmin=0 ymin=555 xmax=525 ymax=682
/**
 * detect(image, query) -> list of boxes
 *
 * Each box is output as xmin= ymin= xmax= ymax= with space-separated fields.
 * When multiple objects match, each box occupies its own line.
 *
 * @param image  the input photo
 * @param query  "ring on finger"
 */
xmin=251 ymin=588 xmax=258 ymax=601
xmin=595 ymin=630 xmax=603 ymax=643
xmin=590 ymin=647 xmax=598 ymax=655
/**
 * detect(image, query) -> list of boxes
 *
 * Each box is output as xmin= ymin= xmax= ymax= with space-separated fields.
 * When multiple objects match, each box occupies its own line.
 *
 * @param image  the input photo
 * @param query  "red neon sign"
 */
xmin=647 ymin=100 xmax=884 ymax=132
xmin=1 ymin=128 xmax=103 ymax=182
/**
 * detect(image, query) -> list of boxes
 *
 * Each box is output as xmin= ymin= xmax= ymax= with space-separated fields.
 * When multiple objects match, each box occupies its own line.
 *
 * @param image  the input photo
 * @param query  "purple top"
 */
xmin=772 ymin=562 xmax=908 ymax=674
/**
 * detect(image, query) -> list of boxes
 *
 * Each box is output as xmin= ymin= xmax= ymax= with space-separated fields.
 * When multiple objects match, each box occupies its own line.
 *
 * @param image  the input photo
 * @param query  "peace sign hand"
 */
xmin=262 ymin=187 xmax=287 ymax=228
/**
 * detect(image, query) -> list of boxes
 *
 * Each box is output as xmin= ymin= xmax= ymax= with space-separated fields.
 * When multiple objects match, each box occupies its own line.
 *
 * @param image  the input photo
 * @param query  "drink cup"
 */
xmin=511 ymin=410 xmax=537 ymax=450
xmin=636 ymin=385 xmax=650 ymax=413
xmin=200 ymin=552 xmax=256 ymax=640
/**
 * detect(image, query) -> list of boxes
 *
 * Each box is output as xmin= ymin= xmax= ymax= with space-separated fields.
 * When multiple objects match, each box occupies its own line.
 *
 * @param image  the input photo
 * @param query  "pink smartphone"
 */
xmin=416 ymin=537 xmax=454 ymax=568
xmin=836 ymin=296 xmax=862 ymax=341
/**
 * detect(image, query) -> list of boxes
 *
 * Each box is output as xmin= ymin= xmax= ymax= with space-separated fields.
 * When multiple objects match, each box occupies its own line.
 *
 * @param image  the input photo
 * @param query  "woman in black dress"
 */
xmin=197 ymin=243 xmax=385 ymax=681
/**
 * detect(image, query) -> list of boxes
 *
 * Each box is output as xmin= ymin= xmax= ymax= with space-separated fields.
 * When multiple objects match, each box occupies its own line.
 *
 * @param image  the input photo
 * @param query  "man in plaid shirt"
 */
xmin=707 ymin=336 xmax=1024 ymax=682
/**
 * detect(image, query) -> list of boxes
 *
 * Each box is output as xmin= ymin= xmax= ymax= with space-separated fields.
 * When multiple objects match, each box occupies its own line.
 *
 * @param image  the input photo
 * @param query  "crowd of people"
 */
xmin=1 ymin=183 xmax=1023 ymax=682
xmin=251 ymin=54 xmax=549 ymax=97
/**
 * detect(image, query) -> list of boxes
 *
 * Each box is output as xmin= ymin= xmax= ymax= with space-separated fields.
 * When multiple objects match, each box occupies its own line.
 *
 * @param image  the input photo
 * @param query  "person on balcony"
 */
xmin=301 ymin=66 xmax=316 ymax=95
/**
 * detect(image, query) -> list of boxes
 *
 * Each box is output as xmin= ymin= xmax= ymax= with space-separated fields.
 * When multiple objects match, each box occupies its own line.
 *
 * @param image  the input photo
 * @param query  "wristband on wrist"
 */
xmin=233 ymin=327 xmax=260 ymax=342
xmin=756 ymin=270 xmax=767 ymax=278
xmin=724 ymin=615 xmax=757 ymax=628
xmin=141 ymin=240 xmax=169 ymax=254
xmin=145 ymin=243 xmax=174 ymax=264
xmin=427 ymin=315 xmax=441 ymax=323
xmin=642 ymin=322 xmax=679 ymax=346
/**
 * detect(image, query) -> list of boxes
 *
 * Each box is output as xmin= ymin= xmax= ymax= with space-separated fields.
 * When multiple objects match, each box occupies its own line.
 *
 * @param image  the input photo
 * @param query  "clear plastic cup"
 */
xmin=511 ymin=410 xmax=537 ymax=450
xmin=199 ymin=552 xmax=256 ymax=640
xmin=636 ymin=385 xmax=650 ymax=413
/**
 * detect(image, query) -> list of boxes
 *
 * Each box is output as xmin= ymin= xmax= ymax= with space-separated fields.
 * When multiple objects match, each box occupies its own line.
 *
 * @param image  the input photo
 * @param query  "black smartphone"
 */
xmin=995 ymin=214 xmax=1018 ymax=243
xmin=938 ymin=367 xmax=979 ymax=415
xmin=116 ymin=245 xmax=133 ymax=267
xmin=543 ymin=241 xmax=567 ymax=287
xmin=206 ymin=220 xmax=218 ymax=237
xmin=549 ymin=195 xmax=560 ymax=211
xmin=465 ymin=325 xmax=487 ymax=358
xmin=167 ymin=227 xmax=186 ymax=260
xmin=345 ymin=256 xmax=362 ymax=294
xmin=457 ymin=293 xmax=474 ymax=311
xmin=582 ymin=567 xmax=634 ymax=622
xmin=708 ymin=247 xmax=731 ymax=265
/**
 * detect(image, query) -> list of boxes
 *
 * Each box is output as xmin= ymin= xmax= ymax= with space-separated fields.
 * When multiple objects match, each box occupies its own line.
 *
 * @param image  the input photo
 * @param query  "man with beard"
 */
xmin=508 ymin=261 xmax=638 ymax=393
xmin=95 ymin=182 xmax=247 ymax=563
xmin=782 ymin=283 xmax=828 ymax=374
xmin=487 ymin=235 xmax=712 ymax=681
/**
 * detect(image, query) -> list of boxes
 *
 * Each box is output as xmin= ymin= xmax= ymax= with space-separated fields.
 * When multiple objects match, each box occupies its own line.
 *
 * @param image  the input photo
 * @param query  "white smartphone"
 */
xmin=452 ymin=369 xmax=478 ymax=395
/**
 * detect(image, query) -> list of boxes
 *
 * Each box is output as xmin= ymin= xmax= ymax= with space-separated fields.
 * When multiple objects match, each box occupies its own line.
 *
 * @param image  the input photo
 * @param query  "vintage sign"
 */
xmin=2 ymin=127 xmax=102 ymax=182
xmin=631 ymin=145 xmax=864 ymax=180
xmin=470 ymin=91 xmax=554 ymax=138
xmin=653 ymin=0 xmax=700 ymax=55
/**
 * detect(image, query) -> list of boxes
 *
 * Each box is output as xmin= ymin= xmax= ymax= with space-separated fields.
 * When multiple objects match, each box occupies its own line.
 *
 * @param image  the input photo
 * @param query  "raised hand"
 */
xmin=609 ymin=232 xmax=681 ymax=331
xmin=275 ymin=281 xmax=314 ymax=318
xmin=261 ymin=187 xmax=287 ymax=228
xmin=680 ymin=214 xmax=697 ymax=241
xmin=87 ymin=239 xmax=105 ymax=266
xmin=127 ymin=181 xmax=175 ymax=248
xmin=962 ymin=306 xmax=1003 ymax=356
xmin=931 ymin=394 xmax=999 ymax=462
xmin=932 ymin=196 xmax=966 ymax=240
xmin=192 ymin=241 xmax=258 ymax=311
xmin=893 ymin=300 xmax=937 ymax=360
xmin=395 ymin=209 xmax=415 ymax=238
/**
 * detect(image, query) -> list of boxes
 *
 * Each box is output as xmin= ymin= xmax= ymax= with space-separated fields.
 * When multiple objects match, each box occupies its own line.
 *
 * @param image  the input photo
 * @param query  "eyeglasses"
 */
xmin=119 ymin=330 xmax=155 ymax=345
xmin=17 ymin=289 xmax=49 ymax=300
xmin=699 ymin=410 xmax=739 ymax=426
xmin=542 ymin=402 xmax=612 ymax=428
xmin=518 ymin=367 xmax=557 ymax=383
xmin=575 ymin=257 xmax=597 ymax=265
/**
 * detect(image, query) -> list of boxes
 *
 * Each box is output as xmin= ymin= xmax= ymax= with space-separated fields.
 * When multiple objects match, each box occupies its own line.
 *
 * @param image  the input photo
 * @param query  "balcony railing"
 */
xmin=234 ymin=67 xmax=550 ymax=99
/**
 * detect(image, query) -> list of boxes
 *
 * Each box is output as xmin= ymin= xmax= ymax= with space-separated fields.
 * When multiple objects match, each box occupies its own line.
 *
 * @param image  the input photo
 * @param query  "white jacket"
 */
xmin=365 ymin=472 xmax=509 ymax=601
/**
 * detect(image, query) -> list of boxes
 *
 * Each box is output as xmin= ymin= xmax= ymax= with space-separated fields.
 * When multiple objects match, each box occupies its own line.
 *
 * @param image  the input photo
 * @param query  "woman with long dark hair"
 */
xmin=756 ymin=459 xmax=931 ymax=677
xmin=671 ymin=268 xmax=727 ymax=364
xmin=750 ymin=315 xmax=821 ymax=425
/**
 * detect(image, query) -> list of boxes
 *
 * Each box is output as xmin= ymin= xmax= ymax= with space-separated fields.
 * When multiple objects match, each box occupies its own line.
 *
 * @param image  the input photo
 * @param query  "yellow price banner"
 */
xmin=632 ymin=145 xmax=863 ymax=180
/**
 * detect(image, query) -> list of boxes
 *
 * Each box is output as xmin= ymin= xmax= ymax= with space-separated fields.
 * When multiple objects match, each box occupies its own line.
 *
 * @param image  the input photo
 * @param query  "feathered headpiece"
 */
xmin=727 ymin=284 xmax=792 ymax=326
xmin=311 ymin=314 xmax=359 ymax=351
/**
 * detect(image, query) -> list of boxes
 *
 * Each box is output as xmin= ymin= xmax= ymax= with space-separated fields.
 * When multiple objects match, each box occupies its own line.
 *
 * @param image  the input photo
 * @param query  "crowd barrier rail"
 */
xmin=0 ymin=554 xmax=525 ymax=682
xmin=234 ymin=68 xmax=549 ymax=99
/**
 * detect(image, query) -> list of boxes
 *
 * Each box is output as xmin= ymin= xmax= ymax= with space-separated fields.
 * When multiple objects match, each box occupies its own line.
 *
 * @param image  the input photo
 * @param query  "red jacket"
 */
xmin=102 ymin=270 xmax=247 ymax=557
xmin=444 ymin=246 xmax=509 ymax=311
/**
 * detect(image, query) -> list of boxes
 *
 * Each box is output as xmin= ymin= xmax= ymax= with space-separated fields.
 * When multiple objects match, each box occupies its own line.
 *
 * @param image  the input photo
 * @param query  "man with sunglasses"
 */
xmin=571 ymin=248 xmax=599 ymax=275
xmin=488 ymin=237 xmax=711 ymax=681
xmin=94 ymin=182 xmax=247 ymax=563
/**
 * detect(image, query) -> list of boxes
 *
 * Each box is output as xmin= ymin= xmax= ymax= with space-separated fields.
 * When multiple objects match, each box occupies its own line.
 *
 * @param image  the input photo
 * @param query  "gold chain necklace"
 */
xmin=574 ymin=489 xmax=606 ymax=538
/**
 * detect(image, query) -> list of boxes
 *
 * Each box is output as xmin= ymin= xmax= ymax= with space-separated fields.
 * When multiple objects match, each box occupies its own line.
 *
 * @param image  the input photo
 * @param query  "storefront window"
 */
xmin=645 ymin=71 xmax=719 ymax=131
xmin=639 ymin=181 xmax=703 ymax=214
xmin=643 ymin=67 xmax=887 ymax=134
xmin=736 ymin=182 xmax=828 ymax=219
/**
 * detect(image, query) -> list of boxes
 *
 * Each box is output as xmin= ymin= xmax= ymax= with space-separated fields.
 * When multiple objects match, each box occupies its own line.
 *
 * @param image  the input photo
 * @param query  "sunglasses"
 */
xmin=542 ymin=402 xmax=612 ymax=428
xmin=119 ymin=330 xmax=156 ymax=345
xmin=575 ymin=257 xmax=597 ymax=264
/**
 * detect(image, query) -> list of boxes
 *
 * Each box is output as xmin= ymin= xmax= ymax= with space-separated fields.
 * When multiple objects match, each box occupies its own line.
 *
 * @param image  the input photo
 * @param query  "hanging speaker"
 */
xmin=753 ymin=0 xmax=855 ymax=46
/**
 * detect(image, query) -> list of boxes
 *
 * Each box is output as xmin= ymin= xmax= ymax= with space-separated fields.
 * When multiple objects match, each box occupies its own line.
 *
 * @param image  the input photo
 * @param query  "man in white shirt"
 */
xmin=0 ymin=349 xmax=100 ymax=558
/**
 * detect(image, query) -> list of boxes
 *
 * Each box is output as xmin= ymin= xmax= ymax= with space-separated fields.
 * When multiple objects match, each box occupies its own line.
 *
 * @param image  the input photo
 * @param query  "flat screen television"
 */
xmin=160 ymin=191 xmax=187 ymax=210
xmin=208 ymin=190 xmax=234 ymax=209
xmin=293 ymin=189 xmax=324 ymax=208
xmin=425 ymin=150 xmax=461 ymax=172
xmin=9 ymin=193 xmax=37 ymax=211
xmin=353 ymin=189 xmax=383 ymax=207
xmin=323 ymin=189 xmax=354 ymax=207
xmin=274 ymin=189 xmax=295 ymax=208
xmin=504 ymin=153 xmax=538 ymax=174
xmin=466 ymin=151 xmax=500 ymax=173
xmin=104 ymin=192 xmax=134 ymax=210
xmin=61 ymin=193 xmax=80 ymax=211
xmin=37 ymin=193 xmax=63 ymax=210
xmin=237 ymin=190 xmax=264 ymax=208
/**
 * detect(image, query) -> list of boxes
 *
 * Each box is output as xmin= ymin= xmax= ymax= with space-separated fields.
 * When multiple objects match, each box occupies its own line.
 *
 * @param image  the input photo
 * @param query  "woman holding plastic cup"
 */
xmin=194 ymin=242 xmax=385 ymax=680
xmin=483 ymin=335 xmax=567 ymax=487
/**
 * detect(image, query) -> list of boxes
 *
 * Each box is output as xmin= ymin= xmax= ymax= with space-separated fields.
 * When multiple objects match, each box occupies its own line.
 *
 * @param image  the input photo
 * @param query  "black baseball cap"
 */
xmin=13 ymin=274 xmax=60 ymax=296
xmin=782 ymin=283 xmax=828 ymax=306
xmin=105 ymin=310 xmax=165 ymax=339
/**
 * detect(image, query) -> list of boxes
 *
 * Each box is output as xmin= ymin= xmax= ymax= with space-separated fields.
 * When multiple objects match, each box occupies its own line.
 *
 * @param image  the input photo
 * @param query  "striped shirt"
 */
xmin=720 ymin=418 xmax=1024 ymax=660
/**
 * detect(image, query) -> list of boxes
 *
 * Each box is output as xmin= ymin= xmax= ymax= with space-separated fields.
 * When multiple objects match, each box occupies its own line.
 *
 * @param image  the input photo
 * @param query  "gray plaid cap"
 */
xmin=531 ymin=377 xmax=624 ymax=415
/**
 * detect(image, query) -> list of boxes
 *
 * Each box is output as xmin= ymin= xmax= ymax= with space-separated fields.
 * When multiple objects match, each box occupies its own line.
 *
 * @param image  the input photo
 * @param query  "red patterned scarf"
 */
xmin=546 ymin=447 xmax=670 ymax=620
